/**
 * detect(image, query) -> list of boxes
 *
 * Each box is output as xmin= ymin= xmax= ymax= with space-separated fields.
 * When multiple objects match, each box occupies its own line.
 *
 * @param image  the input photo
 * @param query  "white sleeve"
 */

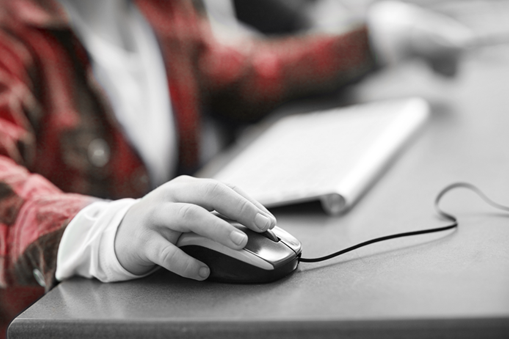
xmin=56 ymin=198 xmax=157 ymax=282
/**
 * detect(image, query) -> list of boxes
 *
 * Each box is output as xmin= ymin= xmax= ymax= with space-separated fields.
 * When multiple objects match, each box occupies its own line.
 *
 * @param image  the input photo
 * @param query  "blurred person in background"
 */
xmin=0 ymin=0 xmax=471 ymax=336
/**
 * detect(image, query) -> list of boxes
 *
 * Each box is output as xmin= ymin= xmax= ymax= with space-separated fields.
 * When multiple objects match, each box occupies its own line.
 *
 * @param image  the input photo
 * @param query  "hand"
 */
xmin=368 ymin=1 xmax=473 ymax=77
xmin=114 ymin=175 xmax=276 ymax=280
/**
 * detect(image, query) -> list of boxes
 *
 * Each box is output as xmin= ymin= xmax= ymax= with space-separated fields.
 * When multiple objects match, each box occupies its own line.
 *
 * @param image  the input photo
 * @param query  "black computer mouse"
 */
xmin=177 ymin=222 xmax=302 ymax=283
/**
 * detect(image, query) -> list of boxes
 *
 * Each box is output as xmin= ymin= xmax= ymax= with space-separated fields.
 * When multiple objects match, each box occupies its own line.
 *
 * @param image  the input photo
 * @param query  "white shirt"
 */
xmin=61 ymin=0 xmax=177 ymax=187
xmin=56 ymin=0 xmax=174 ymax=282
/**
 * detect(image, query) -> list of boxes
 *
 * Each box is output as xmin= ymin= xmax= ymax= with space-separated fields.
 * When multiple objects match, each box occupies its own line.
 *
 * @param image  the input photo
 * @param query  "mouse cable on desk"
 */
xmin=299 ymin=182 xmax=509 ymax=263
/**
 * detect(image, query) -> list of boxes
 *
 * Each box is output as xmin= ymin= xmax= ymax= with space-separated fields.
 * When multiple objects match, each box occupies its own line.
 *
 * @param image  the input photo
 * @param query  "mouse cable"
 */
xmin=299 ymin=182 xmax=509 ymax=263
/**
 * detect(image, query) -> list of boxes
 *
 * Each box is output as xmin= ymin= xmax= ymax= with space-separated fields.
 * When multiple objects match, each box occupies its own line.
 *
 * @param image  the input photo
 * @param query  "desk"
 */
xmin=8 ymin=46 xmax=509 ymax=339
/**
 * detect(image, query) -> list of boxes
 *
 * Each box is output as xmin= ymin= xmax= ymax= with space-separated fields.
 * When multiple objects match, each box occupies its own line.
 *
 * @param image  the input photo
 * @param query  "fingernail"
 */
xmin=199 ymin=266 xmax=210 ymax=279
xmin=255 ymin=213 xmax=270 ymax=231
xmin=263 ymin=213 xmax=277 ymax=229
xmin=268 ymin=215 xmax=277 ymax=229
xmin=230 ymin=230 xmax=247 ymax=246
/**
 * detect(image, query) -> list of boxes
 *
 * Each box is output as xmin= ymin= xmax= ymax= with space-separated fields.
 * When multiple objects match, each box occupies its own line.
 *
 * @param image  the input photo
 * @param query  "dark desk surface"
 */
xmin=9 ymin=49 xmax=509 ymax=338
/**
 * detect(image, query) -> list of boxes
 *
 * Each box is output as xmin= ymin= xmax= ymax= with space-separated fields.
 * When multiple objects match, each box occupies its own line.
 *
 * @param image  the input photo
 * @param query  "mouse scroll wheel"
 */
xmin=263 ymin=229 xmax=279 ymax=242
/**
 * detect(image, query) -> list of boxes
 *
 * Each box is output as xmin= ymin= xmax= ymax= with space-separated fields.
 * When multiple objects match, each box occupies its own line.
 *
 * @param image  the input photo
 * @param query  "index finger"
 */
xmin=168 ymin=176 xmax=276 ymax=232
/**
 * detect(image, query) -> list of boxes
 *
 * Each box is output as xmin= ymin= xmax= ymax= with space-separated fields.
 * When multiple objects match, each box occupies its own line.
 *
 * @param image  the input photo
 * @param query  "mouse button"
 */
xmin=176 ymin=232 xmax=203 ymax=247
xmin=263 ymin=229 xmax=279 ymax=242
xmin=272 ymin=226 xmax=302 ymax=254
xmin=242 ymin=228 xmax=295 ymax=264
xmin=179 ymin=235 xmax=275 ymax=271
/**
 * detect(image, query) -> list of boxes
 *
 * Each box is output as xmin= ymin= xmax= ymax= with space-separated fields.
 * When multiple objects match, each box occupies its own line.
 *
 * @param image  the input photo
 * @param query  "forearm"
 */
xmin=199 ymin=25 xmax=377 ymax=122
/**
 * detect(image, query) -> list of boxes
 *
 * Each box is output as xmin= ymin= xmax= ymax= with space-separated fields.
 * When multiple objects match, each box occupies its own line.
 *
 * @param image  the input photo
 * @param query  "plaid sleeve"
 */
xmin=196 ymin=25 xmax=377 ymax=122
xmin=137 ymin=0 xmax=376 ymax=124
xmin=0 ymin=28 xmax=95 ymax=290
xmin=0 ymin=157 xmax=95 ymax=290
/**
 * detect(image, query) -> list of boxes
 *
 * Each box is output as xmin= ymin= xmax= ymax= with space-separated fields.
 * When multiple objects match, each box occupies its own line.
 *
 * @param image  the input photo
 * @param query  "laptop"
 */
xmin=212 ymin=97 xmax=430 ymax=214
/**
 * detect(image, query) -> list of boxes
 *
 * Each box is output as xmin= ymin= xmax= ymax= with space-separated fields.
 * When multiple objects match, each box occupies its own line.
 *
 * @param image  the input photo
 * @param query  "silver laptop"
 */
xmin=213 ymin=97 xmax=429 ymax=215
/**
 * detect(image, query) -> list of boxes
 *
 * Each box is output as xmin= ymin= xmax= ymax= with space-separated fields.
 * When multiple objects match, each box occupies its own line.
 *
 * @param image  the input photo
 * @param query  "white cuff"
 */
xmin=56 ymin=198 xmax=155 ymax=282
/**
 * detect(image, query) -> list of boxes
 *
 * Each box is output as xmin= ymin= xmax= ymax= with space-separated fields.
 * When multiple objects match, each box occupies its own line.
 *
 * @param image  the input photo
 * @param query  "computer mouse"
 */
xmin=177 ymin=222 xmax=302 ymax=284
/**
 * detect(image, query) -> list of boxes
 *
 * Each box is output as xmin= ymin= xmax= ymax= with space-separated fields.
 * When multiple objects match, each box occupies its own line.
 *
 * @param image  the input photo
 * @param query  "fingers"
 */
xmin=119 ymin=176 xmax=278 ymax=281
xmin=167 ymin=176 xmax=276 ymax=232
xmin=148 ymin=235 xmax=210 ymax=281
xmin=224 ymin=182 xmax=274 ymax=220
xmin=152 ymin=202 xmax=249 ymax=249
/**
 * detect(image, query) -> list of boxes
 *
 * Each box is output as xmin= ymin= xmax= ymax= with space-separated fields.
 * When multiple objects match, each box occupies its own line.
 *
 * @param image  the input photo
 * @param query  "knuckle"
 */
xmin=237 ymin=198 xmax=253 ymax=216
xmin=167 ymin=175 xmax=192 ymax=190
xmin=151 ymin=182 xmax=173 ymax=202
xmin=174 ymin=203 xmax=197 ymax=222
xmin=159 ymin=245 xmax=178 ymax=266
xmin=223 ymin=181 xmax=236 ymax=190
xmin=161 ymin=247 xmax=196 ymax=279
xmin=178 ymin=258 xmax=196 ymax=278
xmin=174 ymin=175 xmax=191 ymax=182
xmin=204 ymin=180 xmax=223 ymax=198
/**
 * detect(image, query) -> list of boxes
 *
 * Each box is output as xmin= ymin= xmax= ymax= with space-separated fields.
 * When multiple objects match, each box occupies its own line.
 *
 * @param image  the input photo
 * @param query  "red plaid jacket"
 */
xmin=0 ymin=0 xmax=374 ymax=290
